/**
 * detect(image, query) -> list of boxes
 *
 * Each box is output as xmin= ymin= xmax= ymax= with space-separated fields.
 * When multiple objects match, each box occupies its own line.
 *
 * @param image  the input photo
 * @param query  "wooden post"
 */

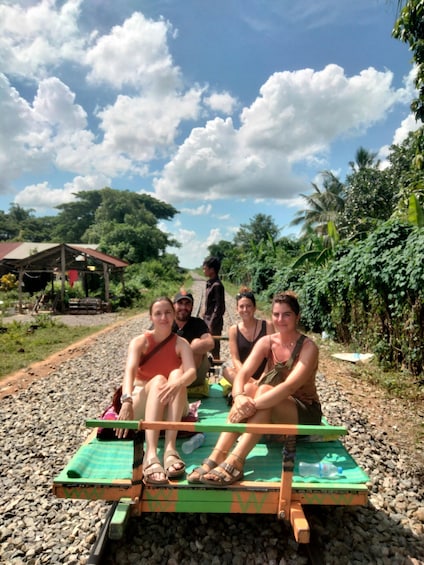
xmin=278 ymin=434 xmax=296 ymax=522
xmin=60 ymin=245 xmax=66 ymax=313
xmin=18 ymin=267 xmax=24 ymax=314
xmin=103 ymin=262 xmax=109 ymax=302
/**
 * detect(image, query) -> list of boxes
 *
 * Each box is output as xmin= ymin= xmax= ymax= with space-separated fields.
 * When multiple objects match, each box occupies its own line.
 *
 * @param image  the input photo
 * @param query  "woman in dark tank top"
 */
xmin=223 ymin=288 xmax=274 ymax=384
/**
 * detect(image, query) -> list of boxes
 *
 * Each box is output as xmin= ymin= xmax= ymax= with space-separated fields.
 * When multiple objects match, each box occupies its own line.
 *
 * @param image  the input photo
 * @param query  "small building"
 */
xmin=0 ymin=242 xmax=129 ymax=313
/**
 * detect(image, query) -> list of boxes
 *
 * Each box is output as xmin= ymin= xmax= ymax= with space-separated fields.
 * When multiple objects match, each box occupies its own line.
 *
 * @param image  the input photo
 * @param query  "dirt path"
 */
xmin=319 ymin=353 xmax=424 ymax=467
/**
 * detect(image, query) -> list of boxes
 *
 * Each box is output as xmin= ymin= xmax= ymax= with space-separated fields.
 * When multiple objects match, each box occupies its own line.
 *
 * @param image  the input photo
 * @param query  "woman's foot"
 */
xmin=200 ymin=452 xmax=244 ymax=487
xmin=164 ymin=449 xmax=186 ymax=479
xmin=186 ymin=448 xmax=227 ymax=484
xmin=143 ymin=457 xmax=168 ymax=485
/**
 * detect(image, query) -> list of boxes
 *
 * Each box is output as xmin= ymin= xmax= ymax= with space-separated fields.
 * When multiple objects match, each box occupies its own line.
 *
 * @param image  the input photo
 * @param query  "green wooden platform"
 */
xmin=53 ymin=383 xmax=369 ymax=544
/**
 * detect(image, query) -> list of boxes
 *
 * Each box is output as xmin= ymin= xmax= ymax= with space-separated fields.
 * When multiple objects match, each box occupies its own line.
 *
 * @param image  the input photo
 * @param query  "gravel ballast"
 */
xmin=1 ymin=284 xmax=423 ymax=564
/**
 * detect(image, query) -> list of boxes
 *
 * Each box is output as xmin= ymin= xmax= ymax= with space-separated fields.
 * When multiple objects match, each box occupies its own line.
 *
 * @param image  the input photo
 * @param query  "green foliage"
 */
xmin=0 ymin=204 xmax=57 ymax=242
xmin=52 ymin=188 xmax=179 ymax=263
xmin=109 ymin=255 xmax=184 ymax=310
xmin=296 ymin=220 xmax=423 ymax=376
xmin=291 ymin=171 xmax=345 ymax=236
xmin=393 ymin=0 xmax=424 ymax=123
xmin=234 ymin=213 xmax=280 ymax=250
xmin=0 ymin=319 xmax=105 ymax=378
xmin=339 ymin=167 xmax=396 ymax=240
xmin=408 ymin=193 xmax=424 ymax=226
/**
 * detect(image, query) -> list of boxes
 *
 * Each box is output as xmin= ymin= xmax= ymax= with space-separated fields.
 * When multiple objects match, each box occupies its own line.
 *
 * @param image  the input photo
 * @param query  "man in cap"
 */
xmin=172 ymin=290 xmax=215 ymax=389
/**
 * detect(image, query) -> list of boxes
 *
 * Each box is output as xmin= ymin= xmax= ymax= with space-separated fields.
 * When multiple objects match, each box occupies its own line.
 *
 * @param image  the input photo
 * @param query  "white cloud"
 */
xmin=155 ymin=64 xmax=405 ymax=204
xmin=97 ymin=87 xmax=203 ymax=161
xmin=204 ymin=91 xmax=237 ymax=114
xmin=86 ymin=12 xmax=180 ymax=93
xmin=0 ymin=74 xmax=40 ymax=192
xmin=378 ymin=112 xmax=422 ymax=169
xmin=240 ymin=65 xmax=401 ymax=157
xmin=33 ymin=77 xmax=87 ymax=130
xmin=0 ymin=0 xmax=86 ymax=78
xmin=14 ymin=174 xmax=110 ymax=211
xmin=168 ymin=227 xmax=210 ymax=269
xmin=393 ymin=113 xmax=421 ymax=146
xmin=181 ymin=204 xmax=212 ymax=216
xmin=0 ymin=6 xmax=204 ymax=202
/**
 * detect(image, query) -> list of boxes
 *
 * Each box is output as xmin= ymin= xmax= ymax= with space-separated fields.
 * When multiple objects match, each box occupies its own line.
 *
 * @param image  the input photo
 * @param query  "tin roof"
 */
xmin=0 ymin=242 xmax=128 ymax=271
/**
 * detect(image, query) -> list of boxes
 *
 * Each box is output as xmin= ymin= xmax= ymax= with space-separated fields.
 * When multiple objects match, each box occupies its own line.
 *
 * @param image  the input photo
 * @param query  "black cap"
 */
xmin=173 ymin=291 xmax=194 ymax=304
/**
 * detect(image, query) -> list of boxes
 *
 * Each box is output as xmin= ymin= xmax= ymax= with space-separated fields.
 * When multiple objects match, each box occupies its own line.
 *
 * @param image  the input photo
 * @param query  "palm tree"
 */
xmin=291 ymin=171 xmax=345 ymax=236
xmin=348 ymin=146 xmax=379 ymax=172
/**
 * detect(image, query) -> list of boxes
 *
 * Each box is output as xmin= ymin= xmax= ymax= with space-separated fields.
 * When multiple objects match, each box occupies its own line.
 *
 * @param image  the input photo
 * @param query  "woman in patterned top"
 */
xmin=188 ymin=291 xmax=321 ymax=486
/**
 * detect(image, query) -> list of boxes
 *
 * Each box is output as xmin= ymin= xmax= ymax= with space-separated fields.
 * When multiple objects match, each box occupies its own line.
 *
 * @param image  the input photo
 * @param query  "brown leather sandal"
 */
xmin=164 ymin=449 xmax=186 ymax=479
xmin=199 ymin=461 xmax=244 ymax=487
xmin=187 ymin=458 xmax=219 ymax=484
xmin=143 ymin=457 xmax=168 ymax=486
xmin=200 ymin=452 xmax=244 ymax=487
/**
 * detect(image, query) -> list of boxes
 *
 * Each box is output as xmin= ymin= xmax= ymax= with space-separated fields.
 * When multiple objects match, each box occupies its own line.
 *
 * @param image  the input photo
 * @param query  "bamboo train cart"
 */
xmin=53 ymin=383 xmax=369 ymax=545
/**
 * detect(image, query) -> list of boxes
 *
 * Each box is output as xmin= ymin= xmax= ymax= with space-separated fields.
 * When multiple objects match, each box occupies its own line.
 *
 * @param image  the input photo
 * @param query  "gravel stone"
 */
xmin=0 ymin=280 xmax=423 ymax=564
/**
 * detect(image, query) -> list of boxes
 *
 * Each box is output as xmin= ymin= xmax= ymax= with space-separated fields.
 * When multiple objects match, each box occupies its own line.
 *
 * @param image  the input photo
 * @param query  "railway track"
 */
xmin=84 ymin=280 xmax=326 ymax=564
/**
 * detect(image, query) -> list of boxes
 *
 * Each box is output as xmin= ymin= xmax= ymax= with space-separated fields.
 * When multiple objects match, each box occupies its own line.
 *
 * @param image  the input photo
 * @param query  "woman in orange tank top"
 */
xmin=116 ymin=297 xmax=196 ymax=485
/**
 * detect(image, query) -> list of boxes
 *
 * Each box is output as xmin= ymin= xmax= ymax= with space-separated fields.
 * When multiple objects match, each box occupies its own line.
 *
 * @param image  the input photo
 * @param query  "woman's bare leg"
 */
xmin=143 ymin=376 xmax=167 ymax=481
xmin=202 ymin=386 xmax=299 ymax=482
xmin=162 ymin=369 xmax=189 ymax=474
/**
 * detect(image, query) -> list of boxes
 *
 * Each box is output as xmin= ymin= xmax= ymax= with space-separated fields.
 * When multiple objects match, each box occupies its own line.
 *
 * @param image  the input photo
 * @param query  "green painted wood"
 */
xmin=109 ymin=499 xmax=132 ymax=540
xmin=86 ymin=419 xmax=347 ymax=437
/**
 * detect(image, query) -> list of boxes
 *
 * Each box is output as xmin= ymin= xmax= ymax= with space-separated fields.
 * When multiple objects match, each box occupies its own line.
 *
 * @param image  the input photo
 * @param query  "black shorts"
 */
xmin=294 ymin=399 xmax=322 ymax=425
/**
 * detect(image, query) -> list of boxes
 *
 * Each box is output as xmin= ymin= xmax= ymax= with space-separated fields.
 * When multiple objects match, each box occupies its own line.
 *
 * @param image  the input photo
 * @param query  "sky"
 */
xmin=0 ymin=0 xmax=420 ymax=268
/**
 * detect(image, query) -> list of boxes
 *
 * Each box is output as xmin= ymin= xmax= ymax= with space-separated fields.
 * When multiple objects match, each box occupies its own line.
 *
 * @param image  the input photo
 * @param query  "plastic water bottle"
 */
xmin=298 ymin=460 xmax=343 ymax=478
xmin=182 ymin=433 xmax=205 ymax=454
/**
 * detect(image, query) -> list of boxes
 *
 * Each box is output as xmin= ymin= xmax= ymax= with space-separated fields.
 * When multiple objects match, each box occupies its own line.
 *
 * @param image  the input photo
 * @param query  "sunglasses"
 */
xmin=236 ymin=292 xmax=255 ymax=300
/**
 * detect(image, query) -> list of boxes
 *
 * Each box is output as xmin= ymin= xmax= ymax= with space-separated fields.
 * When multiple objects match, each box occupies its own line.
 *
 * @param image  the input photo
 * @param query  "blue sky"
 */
xmin=0 ymin=0 xmax=420 ymax=268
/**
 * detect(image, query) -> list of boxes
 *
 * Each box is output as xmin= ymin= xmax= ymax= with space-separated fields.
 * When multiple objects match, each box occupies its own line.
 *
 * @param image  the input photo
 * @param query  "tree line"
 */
xmin=208 ymin=131 xmax=423 ymax=378
xmin=1 ymin=1 xmax=423 ymax=376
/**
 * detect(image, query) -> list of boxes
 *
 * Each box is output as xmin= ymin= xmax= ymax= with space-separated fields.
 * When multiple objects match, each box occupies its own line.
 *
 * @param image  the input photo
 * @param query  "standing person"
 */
xmin=116 ymin=297 xmax=196 ymax=485
xmin=223 ymin=287 xmax=274 ymax=387
xmin=172 ymin=290 xmax=215 ymax=389
xmin=202 ymin=256 xmax=226 ymax=360
xmin=187 ymin=291 xmax=322 ymax=485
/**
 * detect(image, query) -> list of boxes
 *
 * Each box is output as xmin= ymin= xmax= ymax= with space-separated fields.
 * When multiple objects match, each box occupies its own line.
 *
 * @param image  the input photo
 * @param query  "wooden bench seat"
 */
xmin=68 ymin=297 xmax=103 ymax=314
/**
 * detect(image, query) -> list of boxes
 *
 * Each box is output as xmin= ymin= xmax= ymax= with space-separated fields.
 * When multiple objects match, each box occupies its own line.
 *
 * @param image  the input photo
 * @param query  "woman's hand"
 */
xmin=115 ymin=401 xmax=133 ymax=439
xmin=229 ymin=394 xmax=256 ymax=423
xmin=157 ymin=380 xmax=182 ymax=405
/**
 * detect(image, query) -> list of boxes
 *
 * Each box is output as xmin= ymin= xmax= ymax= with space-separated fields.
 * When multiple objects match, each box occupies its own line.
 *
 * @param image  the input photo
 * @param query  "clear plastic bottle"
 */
xmin=298 ymin=460 xmax=343 ymax=478
xmin=182 ymin=433 xmax=205 ymax=454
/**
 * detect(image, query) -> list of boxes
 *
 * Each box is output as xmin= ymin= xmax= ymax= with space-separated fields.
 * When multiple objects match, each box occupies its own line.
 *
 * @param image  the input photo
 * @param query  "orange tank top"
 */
xmin=136 ymin=333 xmax=181 ymax=382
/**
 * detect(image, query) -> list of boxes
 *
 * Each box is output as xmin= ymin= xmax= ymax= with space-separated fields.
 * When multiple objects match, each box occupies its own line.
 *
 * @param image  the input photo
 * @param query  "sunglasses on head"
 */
xmin=236 ymin=291 xmax=254 ymax=300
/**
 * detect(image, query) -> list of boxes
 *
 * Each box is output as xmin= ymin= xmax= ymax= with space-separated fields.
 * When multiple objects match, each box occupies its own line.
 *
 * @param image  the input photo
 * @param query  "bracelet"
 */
xmin=233 ymin=392 xmax=246 ymax=399
xmin=120 ymin=393 xmax=133 ymax=404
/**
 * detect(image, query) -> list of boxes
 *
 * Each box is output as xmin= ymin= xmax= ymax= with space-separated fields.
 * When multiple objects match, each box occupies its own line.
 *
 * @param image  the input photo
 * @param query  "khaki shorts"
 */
xmin=189 ymin=354 xmax=209 ymax=388
xmin=132 ymin=384 xmax=189 ymax=419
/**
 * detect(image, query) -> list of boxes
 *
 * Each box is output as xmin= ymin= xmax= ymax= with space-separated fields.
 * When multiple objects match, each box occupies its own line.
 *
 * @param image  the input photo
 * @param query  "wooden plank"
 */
xmin=86 ymin=419 xmax=347 ymax=438
xmin=290 ymin=501 xmax=310 ymax=543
